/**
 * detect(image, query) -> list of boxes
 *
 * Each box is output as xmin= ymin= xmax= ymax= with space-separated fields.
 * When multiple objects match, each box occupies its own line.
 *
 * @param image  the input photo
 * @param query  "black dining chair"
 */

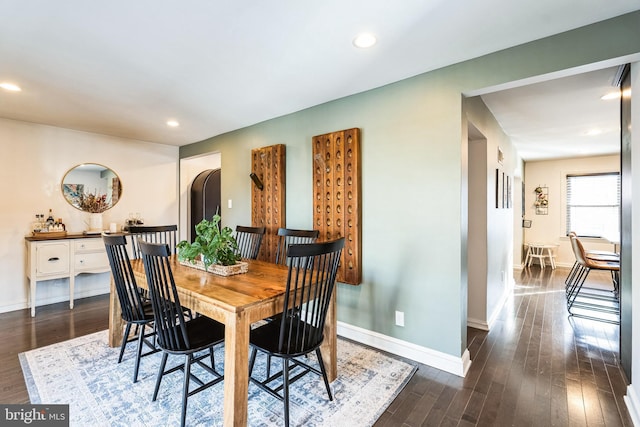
xmin=274 ymin=228 xmax=320 ymax=265
xmin=128 ymin=225 xmax=178 ymax=259
xmin=139 ymin=241 xmax=225 ymax=427
xmin=103 ymin=234 xmax=159 ymax=383
xmin=248 ymin=238 xmax=345 ymax=427
xmin=234 ymin=225 xmax=266 ymax=260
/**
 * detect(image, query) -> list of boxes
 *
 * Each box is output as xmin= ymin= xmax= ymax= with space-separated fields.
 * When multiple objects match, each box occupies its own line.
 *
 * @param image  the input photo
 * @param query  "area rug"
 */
xmin=19 ymin=330 xmax=416 ymax=426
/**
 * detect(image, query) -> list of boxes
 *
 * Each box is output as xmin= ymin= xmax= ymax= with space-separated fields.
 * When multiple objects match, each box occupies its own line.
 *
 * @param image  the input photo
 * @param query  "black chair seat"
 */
xmin=167 ymin=315 xmax=225 ymax=354
xmin=250 ymin=317 xmax=323 ymax=357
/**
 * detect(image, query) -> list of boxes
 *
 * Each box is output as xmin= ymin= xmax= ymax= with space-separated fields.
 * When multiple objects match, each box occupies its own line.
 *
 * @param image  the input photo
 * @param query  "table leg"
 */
xmin=320 ymin=286 xmax=337 ymax=382
xmin=108 ymin=275 xmax=125 ymax=348
xmin=223 ymin=311 xmax=249 ymax=427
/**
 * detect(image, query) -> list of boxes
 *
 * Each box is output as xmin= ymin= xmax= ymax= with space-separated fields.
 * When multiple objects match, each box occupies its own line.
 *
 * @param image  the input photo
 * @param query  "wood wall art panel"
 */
xmin=312 ymin=128 xmax=361 ymax=285
xmin=251 ymin=144 xmax=286 ymax=262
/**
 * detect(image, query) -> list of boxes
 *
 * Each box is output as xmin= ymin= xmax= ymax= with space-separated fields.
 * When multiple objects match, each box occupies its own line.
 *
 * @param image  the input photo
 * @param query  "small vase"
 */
xmin=88 ymin=213 xmax=103 ymax=232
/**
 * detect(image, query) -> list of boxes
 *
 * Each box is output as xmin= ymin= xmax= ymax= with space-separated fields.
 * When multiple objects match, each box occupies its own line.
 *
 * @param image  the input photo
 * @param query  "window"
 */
xmin=566 ymin=173 xmax=620 ymax=238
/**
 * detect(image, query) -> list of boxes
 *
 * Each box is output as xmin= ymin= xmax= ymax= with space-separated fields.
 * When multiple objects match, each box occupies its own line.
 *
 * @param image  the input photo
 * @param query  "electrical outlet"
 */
xmin=395 ymin=310 xmax=405 ymax=327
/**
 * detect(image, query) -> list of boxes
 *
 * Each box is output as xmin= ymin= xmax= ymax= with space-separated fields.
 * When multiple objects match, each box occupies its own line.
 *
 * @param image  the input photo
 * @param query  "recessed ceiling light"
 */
xmin=0 ymin=82 xmax=21 ymax=92
xmin=585 ymin=128 xmax=603 ymax=136
xmin=352 ymin=33 xmax=377 ymax=49
xmin=166 ymin=120 xmax=180 ymax=127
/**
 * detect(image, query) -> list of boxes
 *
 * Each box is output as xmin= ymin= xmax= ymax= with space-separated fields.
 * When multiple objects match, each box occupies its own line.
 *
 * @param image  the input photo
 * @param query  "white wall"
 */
xmin=0 ymin=118 xmax=179 ymax=313
xmin=523 ymin=155 xmax=620 ymax=267
xmin=464 ymin=96 xmax=516 ymax=331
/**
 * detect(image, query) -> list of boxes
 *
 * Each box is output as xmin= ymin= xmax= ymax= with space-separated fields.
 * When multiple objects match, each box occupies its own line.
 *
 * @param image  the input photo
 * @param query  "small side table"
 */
xmin=525 ymin=243 xmax=558 ymax=269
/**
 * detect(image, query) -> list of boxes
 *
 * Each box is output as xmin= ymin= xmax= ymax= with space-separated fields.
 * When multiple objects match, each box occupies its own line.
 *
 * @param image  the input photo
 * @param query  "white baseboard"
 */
xmin=337 ymin=321 xmax=471 ymax=377
xmin=0 ymin=289 xmax=110 ymax=315
xmin=467 ymin=279 xmax=511 ymax=332
xmin=625 ymin=385 xmax=640 ymax=427
xmin=0 ymin=301 xmax=29 ymax=314
xmin=467 ymin=318 xmax=489 ymax=331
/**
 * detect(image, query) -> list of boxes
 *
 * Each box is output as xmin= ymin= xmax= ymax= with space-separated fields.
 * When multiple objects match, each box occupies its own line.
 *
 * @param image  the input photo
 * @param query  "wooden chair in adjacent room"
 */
xmin=248 ymin=238 xmax=345 ymax=427
xmin=234 ymin=225 xmax=266 ymax=260
xmin=274 ymin=228 xmax=320 ymax=265
xmin=128 ymin=224 xmax=178 ymax=259
xmin=139 ymin=241 xmax=225 ymax=427
xmin=102 ymin=234 xmax=159 ymax=383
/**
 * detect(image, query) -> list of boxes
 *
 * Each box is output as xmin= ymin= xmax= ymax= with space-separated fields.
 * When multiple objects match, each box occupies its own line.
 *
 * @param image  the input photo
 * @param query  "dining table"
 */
xmin=107 ymin=256 xmax=338 ymax=426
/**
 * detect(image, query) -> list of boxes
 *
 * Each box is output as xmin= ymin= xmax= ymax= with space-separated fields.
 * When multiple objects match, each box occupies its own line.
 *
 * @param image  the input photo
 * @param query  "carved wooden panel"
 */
xmin=251 ymin=144 xmax=286 ymax=262
xmin=312 ymin=128 xmax=361 ymax=285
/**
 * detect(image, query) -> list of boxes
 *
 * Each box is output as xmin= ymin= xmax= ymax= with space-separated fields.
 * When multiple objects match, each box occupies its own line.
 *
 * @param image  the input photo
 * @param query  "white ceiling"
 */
xmin=1 ymin=1 xmax=638 ymax=155
xmin=480 ymin=66 xmax=623 ymax=161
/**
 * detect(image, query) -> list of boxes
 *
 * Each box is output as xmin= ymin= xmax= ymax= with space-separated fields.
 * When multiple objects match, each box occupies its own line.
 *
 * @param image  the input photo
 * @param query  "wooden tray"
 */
xmin=31 ymin=231 xmax=68 ymax=239
xmin=179 ymin=260 xmax=248 ymax=276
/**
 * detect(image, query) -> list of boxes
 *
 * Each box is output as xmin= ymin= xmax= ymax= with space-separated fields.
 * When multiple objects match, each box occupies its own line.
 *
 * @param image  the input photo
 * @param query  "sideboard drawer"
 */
xmin=36 ymin=242 xmax=70 ymax=276
xmin=75 ymin=251 xmax=110 ymax=271
xmin=75 ymin=239 xmax=104 ymax=253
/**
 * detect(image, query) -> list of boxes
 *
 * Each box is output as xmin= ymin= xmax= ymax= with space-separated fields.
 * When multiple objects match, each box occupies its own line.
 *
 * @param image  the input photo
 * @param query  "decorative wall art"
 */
xmin=312 ymin=128 xmax=361 ymax=285
xmin=495 ymin=169 xmax=501 ymax=209
xmin=251 ymin=144 xmax=286 ymax=262
xmin=534 ymin=186 xmax=548 ymax=215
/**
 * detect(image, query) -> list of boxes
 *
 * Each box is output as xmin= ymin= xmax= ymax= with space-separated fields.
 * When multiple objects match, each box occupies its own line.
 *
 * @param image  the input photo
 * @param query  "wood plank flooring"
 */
xmin=375 ymin=266 xmax=633 ymax=426
xmin=0 ymin=266 xmax=633 ymax=426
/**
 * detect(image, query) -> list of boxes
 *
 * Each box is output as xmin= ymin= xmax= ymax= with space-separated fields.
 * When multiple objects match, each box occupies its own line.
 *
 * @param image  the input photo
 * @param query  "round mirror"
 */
xmin=61 ymin=163 xmax=122 ymax=212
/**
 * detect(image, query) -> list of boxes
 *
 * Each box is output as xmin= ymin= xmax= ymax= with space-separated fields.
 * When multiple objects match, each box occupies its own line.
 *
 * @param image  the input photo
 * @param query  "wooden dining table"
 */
xmin=107 ymin=256 xmax=338 ymax=426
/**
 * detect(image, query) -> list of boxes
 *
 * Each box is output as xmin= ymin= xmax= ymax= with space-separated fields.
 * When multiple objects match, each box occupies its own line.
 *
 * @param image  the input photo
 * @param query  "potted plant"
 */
xmin=177 ymin=214 xmax=246 ymax=276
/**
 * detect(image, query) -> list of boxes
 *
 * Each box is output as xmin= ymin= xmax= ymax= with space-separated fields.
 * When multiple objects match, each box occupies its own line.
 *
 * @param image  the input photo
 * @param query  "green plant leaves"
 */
xmin=177 ymin=214 xmax=240 ymax=270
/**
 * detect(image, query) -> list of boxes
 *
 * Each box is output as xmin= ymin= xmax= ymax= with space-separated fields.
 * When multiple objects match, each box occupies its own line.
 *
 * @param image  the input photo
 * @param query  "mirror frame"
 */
xmin=61 ymin=163 xmax=122 ymax=213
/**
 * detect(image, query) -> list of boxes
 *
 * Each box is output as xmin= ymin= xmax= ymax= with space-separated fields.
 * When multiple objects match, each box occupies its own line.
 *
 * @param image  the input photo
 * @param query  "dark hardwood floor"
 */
xmin=376 ymin=266 xmax=633 ymax=426
xmin=0 ymin=266 xmax=633 ymax=426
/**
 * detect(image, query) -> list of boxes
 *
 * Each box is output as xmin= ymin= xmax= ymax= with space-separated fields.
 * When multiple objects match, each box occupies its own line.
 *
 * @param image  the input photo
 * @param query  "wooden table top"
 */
xmin=129 ymin=256 xmax=290 ymax=317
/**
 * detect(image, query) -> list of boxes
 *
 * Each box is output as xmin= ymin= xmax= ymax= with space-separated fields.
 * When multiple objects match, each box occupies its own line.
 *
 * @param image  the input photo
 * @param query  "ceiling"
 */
xmin=480 ymin=66 xmax=623 ymax=161
xmin=1 ymin=1 xmax=638 ymax=157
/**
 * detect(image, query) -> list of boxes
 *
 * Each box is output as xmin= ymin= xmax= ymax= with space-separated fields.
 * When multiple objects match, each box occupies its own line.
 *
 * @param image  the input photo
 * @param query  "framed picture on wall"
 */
xmin=502 ymin=172 xmax=506 ymax=208
xmin=495 ymin=169 xmax=501 ymax=209
xmin=506 ymin=175 xmax=512 ymax=208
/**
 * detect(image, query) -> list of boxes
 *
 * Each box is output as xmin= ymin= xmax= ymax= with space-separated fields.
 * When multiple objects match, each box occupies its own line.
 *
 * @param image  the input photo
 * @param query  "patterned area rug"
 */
xmin=20 ymin=330 xmax=416 ymax=426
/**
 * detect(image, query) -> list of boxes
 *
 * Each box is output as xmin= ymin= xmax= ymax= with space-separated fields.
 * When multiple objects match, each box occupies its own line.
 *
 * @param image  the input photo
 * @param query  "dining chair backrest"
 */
xmin=234 ymin=225 xmax=266 ymax=260
xmin=274 ymin=228 xmax=320 ymax=265
xmin=103 ymin=234 xmax=148 ymax=322
xmin=569 ymin=234 xmax=587 ymax=266
xmin=277 ymin=237 xmax=344 ymax=355
xmin=139 ymin=241 xmax=191 ymax=352
xmin=128 ymin=225 xmax=178 ymax=259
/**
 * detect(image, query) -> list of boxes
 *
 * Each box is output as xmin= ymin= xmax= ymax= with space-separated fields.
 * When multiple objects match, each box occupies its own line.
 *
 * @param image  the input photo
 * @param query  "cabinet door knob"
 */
xmin=48 ymin=257 xmax=60 ymax=262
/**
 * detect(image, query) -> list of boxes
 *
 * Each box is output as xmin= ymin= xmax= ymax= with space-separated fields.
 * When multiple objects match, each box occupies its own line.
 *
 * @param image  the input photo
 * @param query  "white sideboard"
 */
xmin=25 ymin=234 xmax=110 ymax=317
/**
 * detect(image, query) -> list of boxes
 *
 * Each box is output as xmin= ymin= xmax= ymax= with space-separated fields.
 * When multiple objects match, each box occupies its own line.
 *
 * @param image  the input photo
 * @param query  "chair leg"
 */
xmin=180 ymin=354 xmax=191 ymax=427
xmin=209 ymin=346 xmax=216 ymax=371
xmin=153 ymin=352 xmax=169 ymax=401
xmin=118 ymin=322 xmax=132 ymax=363
xmin=248 ymin=348 xmax=258 ymax=378
xmin=133 ymin=323 xmax=145 ymax=382
xmin=282 ymin=358 xmax=290 ymax=427
xmin=315 ymin=348 xmax=333 ymax=401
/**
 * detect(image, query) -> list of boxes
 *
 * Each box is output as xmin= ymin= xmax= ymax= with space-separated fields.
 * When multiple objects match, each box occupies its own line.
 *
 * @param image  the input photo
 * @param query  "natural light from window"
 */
xmin=566 ymin=173 xmax=620 ymax=239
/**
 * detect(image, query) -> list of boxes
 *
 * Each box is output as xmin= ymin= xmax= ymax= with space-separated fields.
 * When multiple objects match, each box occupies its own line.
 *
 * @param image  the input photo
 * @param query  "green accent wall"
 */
xmin=180 ymin=12 xmax=640 ymax=358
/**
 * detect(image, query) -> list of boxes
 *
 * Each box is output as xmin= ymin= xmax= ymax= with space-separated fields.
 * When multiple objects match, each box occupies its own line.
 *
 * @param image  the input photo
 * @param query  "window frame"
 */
xmin=565 ymin=171 xmax=620 ymax=238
